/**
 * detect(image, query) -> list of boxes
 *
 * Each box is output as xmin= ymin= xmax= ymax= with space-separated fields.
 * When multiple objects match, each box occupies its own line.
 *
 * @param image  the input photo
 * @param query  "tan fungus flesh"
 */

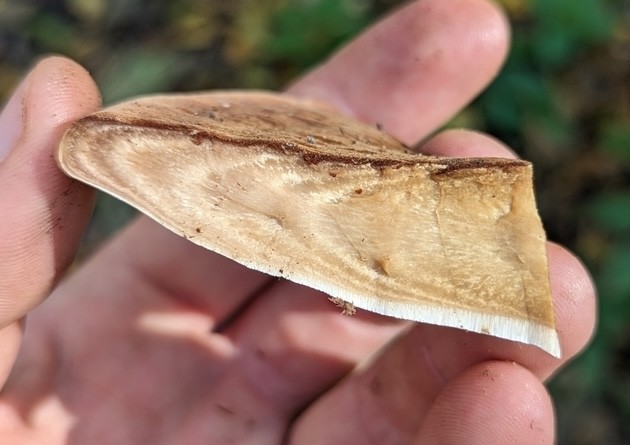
xmin=56 ymin=91 xmax=560 ymax=357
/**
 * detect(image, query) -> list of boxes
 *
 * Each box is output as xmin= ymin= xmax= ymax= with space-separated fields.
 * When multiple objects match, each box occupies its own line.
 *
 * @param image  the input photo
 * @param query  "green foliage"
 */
xmin=475 ymin=0 xmax=617 ymax=155
xmin=264 ymin=0 xmax=373 ymax=69
xmin=586 ymin=192 xmax=630 ymax=234
xmin=531 ymin=0 xmax=614 ymax=68
xmin=25 ymin=11 xmax=79 ymax=54
xmin=600 ymin=119 xmax=630 ymax=163
xmin=97 ymin=48 xmax=194 ymax=104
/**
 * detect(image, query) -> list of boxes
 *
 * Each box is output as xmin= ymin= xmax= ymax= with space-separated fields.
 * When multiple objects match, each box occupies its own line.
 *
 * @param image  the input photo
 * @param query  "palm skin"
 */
xmin=0 ymin=1 xmax=595 ymax=444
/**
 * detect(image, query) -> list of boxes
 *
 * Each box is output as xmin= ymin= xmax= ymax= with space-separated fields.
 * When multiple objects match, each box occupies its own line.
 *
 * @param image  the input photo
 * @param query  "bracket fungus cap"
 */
xmin=57 ymin=91 xmax=561 ymax=357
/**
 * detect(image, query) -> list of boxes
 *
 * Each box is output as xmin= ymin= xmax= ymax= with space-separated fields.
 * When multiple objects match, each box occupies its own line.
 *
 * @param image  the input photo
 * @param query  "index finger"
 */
xmin=288 ymin=0 xmax=510 ymax=144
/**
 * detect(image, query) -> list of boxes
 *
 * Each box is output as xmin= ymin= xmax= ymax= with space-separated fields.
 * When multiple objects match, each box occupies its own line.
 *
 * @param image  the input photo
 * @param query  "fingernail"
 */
xmin=0 ymin=77 xmax=28 ymax=163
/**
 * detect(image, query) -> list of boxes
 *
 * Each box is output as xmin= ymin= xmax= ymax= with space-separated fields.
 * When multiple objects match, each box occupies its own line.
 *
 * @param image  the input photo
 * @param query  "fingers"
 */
xmin=288 ymin=361 xmax=554 ymax=445
xmin=288 ymin=0 xmax=510 ymax=145
xmin=222 ymin=281 xmax=403 ymax=412
xmin=413 ymin=362 xmax=554 ymax=445
xmin=308 ymin=243 xmax=594 ymax=408
xmin=0 ymin=57 xmax=100 ymax=385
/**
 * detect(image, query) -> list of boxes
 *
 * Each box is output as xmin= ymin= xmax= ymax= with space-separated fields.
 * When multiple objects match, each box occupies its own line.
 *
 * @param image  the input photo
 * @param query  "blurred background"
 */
xmin=0 ymin=0 xmax=628 ymax=443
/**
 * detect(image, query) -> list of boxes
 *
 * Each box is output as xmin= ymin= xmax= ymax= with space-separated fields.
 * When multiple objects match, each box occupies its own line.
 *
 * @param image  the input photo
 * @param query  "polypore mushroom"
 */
xmin=57 ymin=91 xmax=560 ymax=357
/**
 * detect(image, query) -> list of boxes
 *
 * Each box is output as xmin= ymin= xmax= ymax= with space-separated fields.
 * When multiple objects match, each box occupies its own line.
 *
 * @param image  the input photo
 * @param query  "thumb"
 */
xmin=0 ymin=56 xmax=101 ymax=328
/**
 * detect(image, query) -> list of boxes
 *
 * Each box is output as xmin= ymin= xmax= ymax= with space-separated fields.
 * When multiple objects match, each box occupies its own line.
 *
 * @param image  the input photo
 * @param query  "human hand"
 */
xmin=0 ymin=1 xmax=595 ymax=444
